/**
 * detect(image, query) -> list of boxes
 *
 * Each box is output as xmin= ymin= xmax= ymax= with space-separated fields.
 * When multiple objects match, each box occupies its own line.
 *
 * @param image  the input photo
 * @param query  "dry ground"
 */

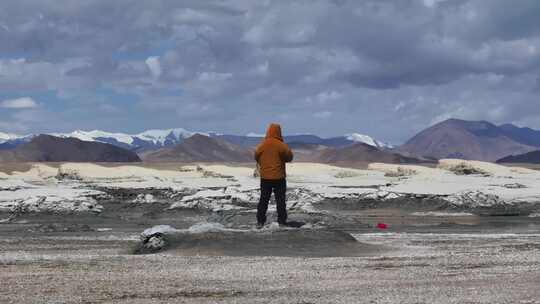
xmin=2 ymin=228 xmax=540 ymax=304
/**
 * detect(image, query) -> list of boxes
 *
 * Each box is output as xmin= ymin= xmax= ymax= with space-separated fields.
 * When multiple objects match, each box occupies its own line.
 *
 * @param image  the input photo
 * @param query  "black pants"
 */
xmin=257 ymin=178 xmax=287 ymax=225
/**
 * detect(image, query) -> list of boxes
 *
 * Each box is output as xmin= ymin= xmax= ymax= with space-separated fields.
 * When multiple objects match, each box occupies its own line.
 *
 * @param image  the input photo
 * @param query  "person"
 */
xmin=254 ymin=123 xmax=293 ymax=228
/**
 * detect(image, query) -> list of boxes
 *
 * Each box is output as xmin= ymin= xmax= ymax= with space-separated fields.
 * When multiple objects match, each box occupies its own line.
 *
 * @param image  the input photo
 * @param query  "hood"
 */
xmin=265 ymin=123 xmax=283 ymax=141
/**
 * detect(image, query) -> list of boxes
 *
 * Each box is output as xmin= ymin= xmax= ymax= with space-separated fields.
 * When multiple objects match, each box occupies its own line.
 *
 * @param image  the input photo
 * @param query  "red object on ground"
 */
xmin=377 ymin=223 xmax=388 ymax=229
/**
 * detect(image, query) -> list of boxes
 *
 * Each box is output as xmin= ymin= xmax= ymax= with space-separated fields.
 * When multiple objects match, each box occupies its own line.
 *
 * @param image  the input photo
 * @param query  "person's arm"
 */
xmin=254 ymin=145 xmax=262 ymax=163
xmin=281 ymin=144 xmax=293 ymax=163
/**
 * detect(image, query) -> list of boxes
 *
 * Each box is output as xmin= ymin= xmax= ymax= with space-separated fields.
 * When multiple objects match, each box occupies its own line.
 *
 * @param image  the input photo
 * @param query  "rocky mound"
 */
xmin=0 ymin=135 xmax=141 ymax=162
xmin=135 ymin=224 xmax=383 ymax=257
xmin=142 ymin=134 xmax=253 ymax=162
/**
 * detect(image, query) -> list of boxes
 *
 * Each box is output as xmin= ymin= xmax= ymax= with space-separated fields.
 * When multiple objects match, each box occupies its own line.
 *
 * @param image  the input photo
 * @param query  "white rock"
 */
xmin=134 ymin=193 xmax=156 ymax=203
xmin=385 ymin=192 xmax=401 ymax=200
xmin=141 ymin=225 xmax=179 ymax=239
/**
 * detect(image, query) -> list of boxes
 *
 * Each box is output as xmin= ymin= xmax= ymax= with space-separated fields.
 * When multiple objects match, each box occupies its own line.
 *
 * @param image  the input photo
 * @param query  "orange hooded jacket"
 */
xmin=254 ymin=123 xmax=293 ymax=180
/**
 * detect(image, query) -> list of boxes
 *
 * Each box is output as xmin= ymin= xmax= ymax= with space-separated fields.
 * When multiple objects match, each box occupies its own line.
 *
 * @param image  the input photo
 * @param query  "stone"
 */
xmin=144 ymin=233 xmax=166 ymax=251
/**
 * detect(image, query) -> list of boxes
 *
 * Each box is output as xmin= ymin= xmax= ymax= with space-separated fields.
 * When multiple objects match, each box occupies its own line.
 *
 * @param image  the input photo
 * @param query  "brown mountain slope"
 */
xmin=399 ymin=119 xmax=536 ymax=161
xmin=315 ymin=143 xmax=420 ymax=164
xmin=496 ymin=150 xmax=540 ymax=164
xmin=142 ymin=134 xmax=253 ymax=162
xmin=287 ymin=142 xmax=330 ymax=162
xmin=0 ymin=135 xmax=141 ymax=162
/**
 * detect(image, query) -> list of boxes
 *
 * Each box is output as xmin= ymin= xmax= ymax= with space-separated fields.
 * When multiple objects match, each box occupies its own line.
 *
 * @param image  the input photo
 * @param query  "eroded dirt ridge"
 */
xmin=2 ymin=161 xmax=540 ymax=223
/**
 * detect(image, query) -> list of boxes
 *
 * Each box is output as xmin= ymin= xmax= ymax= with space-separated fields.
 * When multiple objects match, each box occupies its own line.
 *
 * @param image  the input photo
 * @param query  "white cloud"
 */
xmin=98 ymin=103 xmax=121 ymax=114
xmin=316 ymin=91 xmax=342 ymax=103
xmin=313 ymin=111 xmax=332 ymax=119
xmin=305 ymin=91 xmax=343 ymax=106
xmin=255 ymin=61 xmax=269 ymax=75
xmin=198 ymin=72 xmax=233 ymax=82
xmin=1 ymin=1 xmax=540 ymax=141
xmin=145 ymin=56 xmax=162 ymax=78
xmin=394 ymin=101 xmax=406 ymax=111
xmin=0 ymin=120 xmax=28 ymax=133
xmin=423 ymin=0 xmax=448 ymax=8
xmin=0 ymin=97 xmax=38 ymax=109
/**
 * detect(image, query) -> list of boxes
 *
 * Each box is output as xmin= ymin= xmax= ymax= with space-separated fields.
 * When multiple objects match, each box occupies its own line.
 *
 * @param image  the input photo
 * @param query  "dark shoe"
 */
xmin=278 ymin=221 xmax=288 ymax=227
xmin=256 ymin=222 xmax=265 ymax=229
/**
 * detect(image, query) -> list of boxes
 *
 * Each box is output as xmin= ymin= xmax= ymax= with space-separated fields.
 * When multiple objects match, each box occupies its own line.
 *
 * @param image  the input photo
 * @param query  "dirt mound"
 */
xmin=134 ymin=225 xmax=383 ymax=257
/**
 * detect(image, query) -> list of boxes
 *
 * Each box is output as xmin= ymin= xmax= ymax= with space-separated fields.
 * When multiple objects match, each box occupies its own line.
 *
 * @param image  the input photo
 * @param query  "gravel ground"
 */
xmin=1 ymin=231 xmax=540 ymax=304
xmin=3 ymin=162 xmax=540 ymax=303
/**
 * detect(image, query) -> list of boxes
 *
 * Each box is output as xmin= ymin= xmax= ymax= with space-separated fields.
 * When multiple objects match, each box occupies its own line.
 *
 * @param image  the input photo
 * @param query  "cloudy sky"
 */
xmin=1 ymin=0 xmax=540 ymax=143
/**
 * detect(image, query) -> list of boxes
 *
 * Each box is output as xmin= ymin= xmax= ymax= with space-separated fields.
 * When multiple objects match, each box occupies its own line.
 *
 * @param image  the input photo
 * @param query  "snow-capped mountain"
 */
xmin=136 ymin=128 xmax=201 ymax=145
xmin=0 ymin=132 xmax=34 ymax=149
xmin=0 ymin=132 xmax=18 ymax=143
xmin=51 ymin=130 xmax=136 ymax=146
xmin=0 ymin=132 xmax=35 ymax=143
xmin=345 ymin=133 xmax=394 ymax=149
xmin=241 ymin=132 xmax=394 ymax=148
xmin=0 ymin=129 xmax=197 ymax=151
xmin=49 ymin=128 xmax=208 ymax=151
xmin=245 ymin=132 xmax=264 ymax=137
xmin=0 ymin=128 xmax=392 ymax=151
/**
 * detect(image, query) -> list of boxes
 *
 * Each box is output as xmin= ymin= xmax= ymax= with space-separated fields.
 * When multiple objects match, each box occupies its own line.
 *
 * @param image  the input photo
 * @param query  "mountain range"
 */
xmin=2 ymin=118 xmax=540 ymax=163
xmin=142 ymin=134 xmax=253 ymax=163
xmin=314 ymin=143 xmax=420 ymax=164
xmin=0 ymin=128 xmax=402 ymax=164
xmin=399 ymin=119 xmax=540 ymax=162
xmin=140 ymin=135 xmax=414 ymax=164
xmin=0 ymin=129 xmax=392 ymax=151
xmin=0 ymin=135 xmax=141 ymax=162
xmin=497 ymin=151 xmax=540 ymax=164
